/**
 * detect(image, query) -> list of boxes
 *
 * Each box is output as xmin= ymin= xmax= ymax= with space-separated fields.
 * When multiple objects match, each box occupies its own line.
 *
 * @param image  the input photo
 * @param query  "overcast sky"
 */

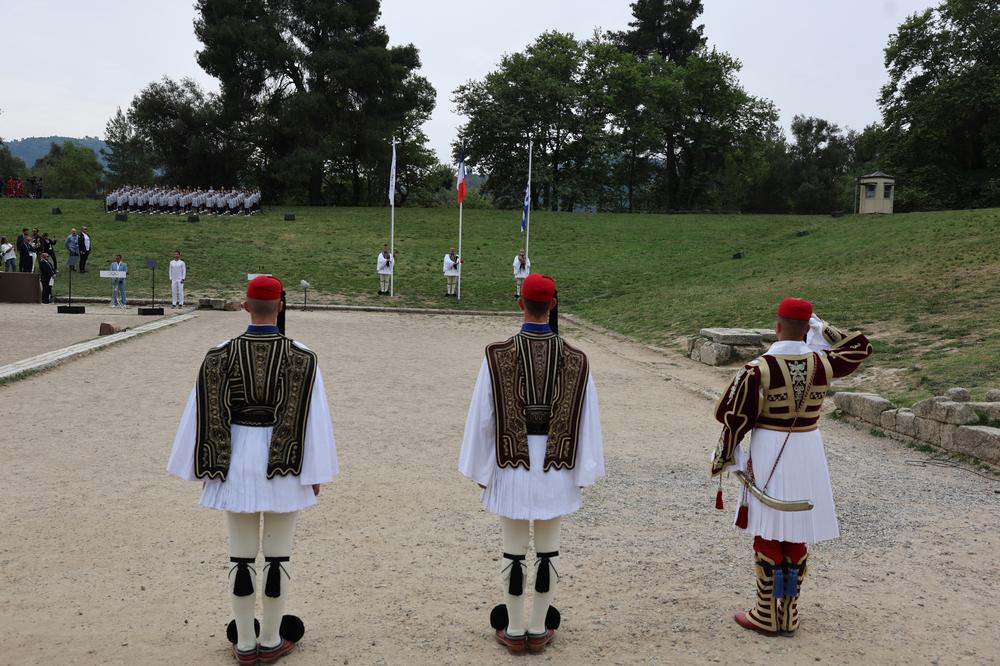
xmin=1 ymin=0 xmax=935 ymax=161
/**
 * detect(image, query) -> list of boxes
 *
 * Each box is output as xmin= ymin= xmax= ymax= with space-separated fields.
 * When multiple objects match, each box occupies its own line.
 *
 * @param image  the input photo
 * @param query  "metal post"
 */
xmin=525 ymin=139 xmax=533 ymax=260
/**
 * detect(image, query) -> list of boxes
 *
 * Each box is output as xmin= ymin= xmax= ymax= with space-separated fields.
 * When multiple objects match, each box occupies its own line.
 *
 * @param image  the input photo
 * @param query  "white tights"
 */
xmin=226 ymin=511 xmax=297 ymax=651
xmin=500 ymin=516 xmax=561 ymax=636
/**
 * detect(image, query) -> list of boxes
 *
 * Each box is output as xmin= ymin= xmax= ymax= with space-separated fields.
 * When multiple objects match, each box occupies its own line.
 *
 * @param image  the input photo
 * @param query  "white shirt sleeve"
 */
xmin=297 ymin=367 xmax=339 ymax=485
xmin=166 ymin=386 xmax=198 ymax=481
xmin=806 ymin=315 xmax=831 ymax=352
xmin=573 ymin=372 xmax=606 ymax=487
xmin=458 ymin=359 xmax=498 ymax=487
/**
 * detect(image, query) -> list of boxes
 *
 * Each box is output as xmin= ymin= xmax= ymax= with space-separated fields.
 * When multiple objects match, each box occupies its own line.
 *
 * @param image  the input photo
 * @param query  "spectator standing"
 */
xmin=79 ymin=227 xmax=92 ymax=273
xmin=41 ymin=232 xmax=57 ymax=271
xmin=17 ymin=228 xmax=34 ymax=272
xmin=0 ymin=237 xmax=15 ymax=272
xmin=64 ymin=229 xmax=80 ymax=272
xmin=110 ymin=254 xmax=128 ymax=308
xmin=38 ymin=253 xmax=56 ymax=303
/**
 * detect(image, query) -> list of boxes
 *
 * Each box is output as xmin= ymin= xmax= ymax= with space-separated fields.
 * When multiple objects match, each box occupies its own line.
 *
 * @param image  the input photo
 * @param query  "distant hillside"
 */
xmin=5 ymin=136 xmax=108 ymax=168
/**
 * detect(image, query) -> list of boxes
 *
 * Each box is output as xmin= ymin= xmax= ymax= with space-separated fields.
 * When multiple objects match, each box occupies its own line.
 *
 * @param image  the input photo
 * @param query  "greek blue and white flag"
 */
xmin=521 ymin=183 xmax=529 ymax=232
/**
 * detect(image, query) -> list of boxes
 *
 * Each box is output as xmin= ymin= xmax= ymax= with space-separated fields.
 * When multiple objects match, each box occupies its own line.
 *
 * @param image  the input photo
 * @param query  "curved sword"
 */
xmin=734 ymin=471 xmax=814 ymax=512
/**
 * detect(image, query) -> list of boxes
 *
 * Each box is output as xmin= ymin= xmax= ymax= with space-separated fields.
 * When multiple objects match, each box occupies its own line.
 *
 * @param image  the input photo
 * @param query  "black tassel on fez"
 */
xmin=230 ymin=558 xmax=255 ymax=597
xmin=503 ymin=553 xmax=526 ymax=595
xmin=264 ymin=556 xmax=290 ymax=598
xmin=535 ymin=551 xmax=559 ymax=593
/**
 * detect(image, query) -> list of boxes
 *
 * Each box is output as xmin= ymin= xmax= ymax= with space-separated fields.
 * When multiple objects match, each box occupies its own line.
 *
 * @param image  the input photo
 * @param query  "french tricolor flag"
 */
xmin=456 ymin=148 xmax=467 ymax=204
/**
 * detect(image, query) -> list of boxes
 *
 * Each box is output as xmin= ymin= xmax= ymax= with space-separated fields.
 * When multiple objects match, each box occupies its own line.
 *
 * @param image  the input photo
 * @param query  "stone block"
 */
xmin=940 ymin=401 xmax=979 ymax=425
xmin=699 ymin=328 xmax=762 ymax=346
xmin=913 ymin=416 xmax=942 ymax=443
xmin=833 ymin=392 xmax=894 ymax=424
xmin=912 ymin=396 xmax=946 ymax=419
xmin=751 ymin=328 xmax=779 ymax=343
xmin=686 ymin=336 xmax=702 ymax=354
xmin=967 ymin=402 xmax=1000 ymax=424
xmin=944 ymin=387 xmax=972 ymax=402
xmin=985 ymin=389 xmax=1000 ymax=403
xmin=688 ymin=337 xmax=706 ymax=362
xmin=98 ymin=322 xmax=124 ymax=336
xmin=223 ymin=300 xmax=241 ymax=311
xmin=939 ymin=424 xmax=958 ymax=448
xmin=880 ymin=409 xmax=898 ymax=432
xmin=895 ymin=409 xmax=916 ymax=438
xmin=700 ymin=341 xmax=733 ymax=366
xmin=731 ymin=345 xmax=764 ymax=362
xmin=950 ymin=426 xmax=1000 ymax=465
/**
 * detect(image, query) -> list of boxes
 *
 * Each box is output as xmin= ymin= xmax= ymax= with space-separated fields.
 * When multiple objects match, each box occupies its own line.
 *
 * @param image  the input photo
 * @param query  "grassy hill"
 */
xmin=3 ymin=198 xmax=999 ymax=404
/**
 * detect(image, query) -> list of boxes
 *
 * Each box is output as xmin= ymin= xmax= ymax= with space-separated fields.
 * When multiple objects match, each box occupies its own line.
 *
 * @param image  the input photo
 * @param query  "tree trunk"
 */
xmin=666 ymin=135 xmax=677 ymax=211
xmin=308 ymin=162 xmax=323 ymax=205
xmin=351 ymin=158 xmax=361 ymax=206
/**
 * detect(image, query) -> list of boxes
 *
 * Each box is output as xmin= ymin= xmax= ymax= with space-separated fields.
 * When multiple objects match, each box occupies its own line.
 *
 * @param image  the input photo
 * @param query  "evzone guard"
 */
xmin=712 ymin=298 xmax=872 ymax=636
xmin=167 ymin=276 xmax=338 ymax=663
xmin=459 ymin=273 xmax=605 ymax=653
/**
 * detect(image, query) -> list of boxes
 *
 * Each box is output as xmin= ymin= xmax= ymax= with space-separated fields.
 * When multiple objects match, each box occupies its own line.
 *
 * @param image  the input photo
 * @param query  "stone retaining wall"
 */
xmin=833 ymin=388 xmax=1000 ymax=465
xmin=687 ymin=328 xmax=776 ymax=366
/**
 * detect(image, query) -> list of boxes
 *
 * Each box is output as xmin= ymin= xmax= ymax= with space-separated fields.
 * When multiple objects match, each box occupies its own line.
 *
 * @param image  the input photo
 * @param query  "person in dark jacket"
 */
xmin=39 ymin=252 xmax=56 ymax=303
xmin=17 ymin=228 xmax=34 ymax=272
xmin=41 ymin=232 xmax=57 ymax=271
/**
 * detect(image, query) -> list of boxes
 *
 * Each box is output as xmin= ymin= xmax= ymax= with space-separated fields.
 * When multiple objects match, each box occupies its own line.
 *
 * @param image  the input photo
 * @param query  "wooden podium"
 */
xmin=0 ymin=272 xmax=41 ymax=303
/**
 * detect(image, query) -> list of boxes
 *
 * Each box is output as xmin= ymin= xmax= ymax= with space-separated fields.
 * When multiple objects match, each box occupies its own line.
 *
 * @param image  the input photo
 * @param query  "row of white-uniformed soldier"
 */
xmin=375 ymin=245 xmax=533 ymax=298
xmin=105 ymin=186 xmax=262 ymax=215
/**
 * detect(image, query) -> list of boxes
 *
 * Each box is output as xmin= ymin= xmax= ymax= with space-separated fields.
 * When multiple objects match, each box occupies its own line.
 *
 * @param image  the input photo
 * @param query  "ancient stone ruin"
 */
xmin=687 ymin=328 xmax=776 ymax=366
xmin=834 ymin=388 xmax=1000 ymax=465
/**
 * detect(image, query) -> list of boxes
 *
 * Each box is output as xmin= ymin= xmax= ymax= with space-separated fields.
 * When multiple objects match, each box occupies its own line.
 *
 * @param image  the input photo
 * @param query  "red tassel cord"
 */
xmin=715 ymin=477 xmax=724 ymax=510
xmin=735 ymin=503 xmax=749 ymax=529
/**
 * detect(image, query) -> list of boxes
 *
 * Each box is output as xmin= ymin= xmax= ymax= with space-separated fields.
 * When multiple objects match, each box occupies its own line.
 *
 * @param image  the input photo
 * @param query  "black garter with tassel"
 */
xmin=502 ymin=553 xmax=526 ymax=596
xmin=229 ymin=557 xmax=256 ymax=597
xmin=534 ymin=551 xmax=559 ymax=593
xmin=264 ymin=556 xmax=290 ymax=598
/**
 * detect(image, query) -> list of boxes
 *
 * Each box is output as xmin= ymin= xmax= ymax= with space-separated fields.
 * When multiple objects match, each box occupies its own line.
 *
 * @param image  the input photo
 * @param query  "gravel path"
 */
xmin=0 ymin=303 xmax=180 ymax=366
xmin=0 ymin=310 xmax=997 ymax=665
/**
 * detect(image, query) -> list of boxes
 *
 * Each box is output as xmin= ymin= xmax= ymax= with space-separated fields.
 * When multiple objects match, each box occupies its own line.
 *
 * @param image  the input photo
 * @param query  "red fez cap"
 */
xmin=247 ymin=275 xmax=283 ymax=301
xmin=521 ymin=273 xmax=556 ymax=303
xmin=778 ymin=297 xmax=813 ymax=321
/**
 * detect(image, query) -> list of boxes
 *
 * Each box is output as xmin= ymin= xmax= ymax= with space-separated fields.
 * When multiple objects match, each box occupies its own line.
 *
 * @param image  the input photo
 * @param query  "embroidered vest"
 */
xmin=754 ymin=352 xmax=832 ymax=432
xmin=195 ymin=333 xmax=318 ymax=480
xmin=484 ymin=330 xmax=589 ymax=471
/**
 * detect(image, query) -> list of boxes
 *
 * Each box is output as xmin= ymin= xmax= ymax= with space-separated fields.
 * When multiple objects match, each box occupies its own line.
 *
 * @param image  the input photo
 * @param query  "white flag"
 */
xmin=388 ymin=140 xmax=397 ymax=207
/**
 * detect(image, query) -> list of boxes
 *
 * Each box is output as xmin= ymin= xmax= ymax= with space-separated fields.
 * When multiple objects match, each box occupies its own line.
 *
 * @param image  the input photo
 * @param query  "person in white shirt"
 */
xmin=512 ymin=249 xmax=530 ymax=299
xmin=169 ymin=250 xmax=187 ymax=308
xmin=459 ymin=273 xmax=604 ymax=654
xmin=442 ymin=247 xmax=461 ymax=297
xmin=0 ymin=237 xmax=16 ymax=272
xmin=376 ymin=244 xmax=395 ymax=295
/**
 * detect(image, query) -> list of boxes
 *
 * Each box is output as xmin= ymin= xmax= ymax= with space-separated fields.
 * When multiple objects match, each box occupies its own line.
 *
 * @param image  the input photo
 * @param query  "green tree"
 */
xmin=194 ymin=0 xmax=435 ymax=204
xmin=126 ymin=77 xmax=245 ymax=188
xmin=102 ymin=107 xmax=154 ymax=186
xmin=455 ymin=31 xmax=589 ymax=211
xmin=0 ymin=144 xmax=27 ymax=180
xmin=31 ymin=141 xmax=103 ymax=198
xmin=879 ymin=0 xmax=1000 ymax=210
xmin=787 ymin=115 xmax=853 ymax=214
xmin=611 ymin=0 xmax=706 ymax=64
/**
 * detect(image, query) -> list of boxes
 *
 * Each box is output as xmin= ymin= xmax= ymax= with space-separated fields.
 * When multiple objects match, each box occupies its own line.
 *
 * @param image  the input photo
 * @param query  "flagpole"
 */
xmin=389 ymin=137 xmax=396 ymax=297
xmin=525 ymin=139 xmax=533 ymax=261
xmin=457 ymin=141 xmax=464 ymax=301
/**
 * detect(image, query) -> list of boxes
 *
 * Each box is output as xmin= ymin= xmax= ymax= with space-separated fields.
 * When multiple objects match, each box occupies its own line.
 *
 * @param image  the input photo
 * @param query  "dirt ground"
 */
xmin=0 ymin=303 xmax=182 ymax=366
xmin=1 ymin=309 xmax=997 ymax=665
